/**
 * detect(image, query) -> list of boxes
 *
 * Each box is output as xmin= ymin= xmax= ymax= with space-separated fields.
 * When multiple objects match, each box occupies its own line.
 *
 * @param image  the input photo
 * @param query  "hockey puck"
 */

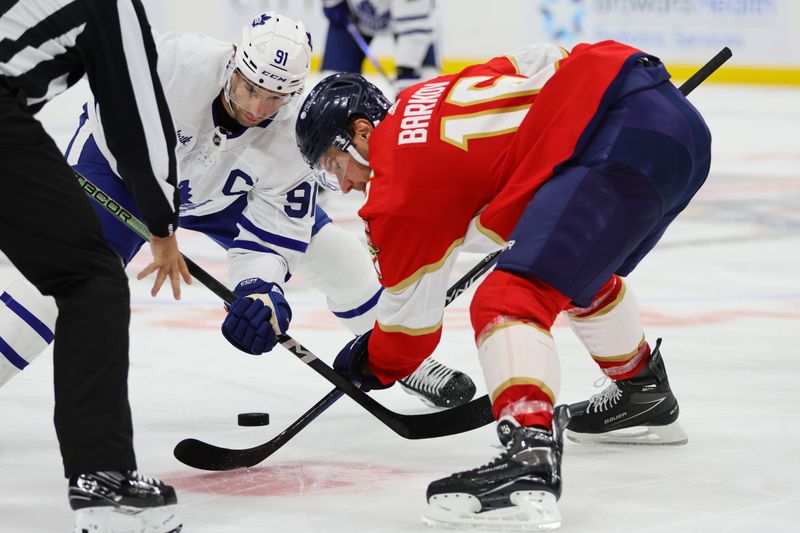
xmin=238 ymin=412 xmax=270 ymax=426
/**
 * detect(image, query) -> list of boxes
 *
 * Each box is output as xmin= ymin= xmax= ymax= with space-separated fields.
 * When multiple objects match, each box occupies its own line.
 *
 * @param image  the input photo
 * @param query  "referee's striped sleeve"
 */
xmin=83 ymin=0 xmax=179 ymax=237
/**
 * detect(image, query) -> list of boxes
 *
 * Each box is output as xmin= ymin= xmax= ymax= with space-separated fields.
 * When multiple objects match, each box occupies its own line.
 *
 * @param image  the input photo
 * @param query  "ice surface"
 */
xmin=1 ymin=77 xmax=798 ymax=532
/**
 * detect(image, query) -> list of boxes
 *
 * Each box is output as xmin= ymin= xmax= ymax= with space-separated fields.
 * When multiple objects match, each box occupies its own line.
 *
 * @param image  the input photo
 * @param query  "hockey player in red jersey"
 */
xmin=296 ymin=40 xmax=711 ymax=528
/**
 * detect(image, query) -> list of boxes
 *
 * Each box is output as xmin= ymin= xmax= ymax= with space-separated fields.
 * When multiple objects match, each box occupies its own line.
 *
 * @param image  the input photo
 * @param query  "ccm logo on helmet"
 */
xmin=261 ymin=71 xmax=288 ymax=82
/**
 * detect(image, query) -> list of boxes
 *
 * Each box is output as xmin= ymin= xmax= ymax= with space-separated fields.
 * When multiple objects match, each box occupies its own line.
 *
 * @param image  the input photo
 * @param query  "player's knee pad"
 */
xmin=470 ymin=269 xmax=569 ymax=344
xmin=297 ymin=222 xmax=381 ymax=335
xmin=0 ymin=278 xmax=57 ymax=387
xmin=565 ymin=275 xmax=649 ymax=379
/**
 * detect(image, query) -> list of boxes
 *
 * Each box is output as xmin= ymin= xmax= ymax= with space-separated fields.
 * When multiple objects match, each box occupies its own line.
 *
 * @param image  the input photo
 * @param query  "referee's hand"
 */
xmin=137 ymin=233 xmax=192 ymax=299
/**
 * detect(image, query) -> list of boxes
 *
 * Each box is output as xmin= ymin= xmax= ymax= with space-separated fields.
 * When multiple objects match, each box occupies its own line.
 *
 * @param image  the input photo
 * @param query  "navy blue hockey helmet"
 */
xmin=295 ymin=72 xmax=391 ymax=176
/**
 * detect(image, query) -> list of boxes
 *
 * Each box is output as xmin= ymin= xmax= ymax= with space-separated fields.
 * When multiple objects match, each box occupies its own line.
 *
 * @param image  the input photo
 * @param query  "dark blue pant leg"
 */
xmin=497 ymin=77 xmax=711 ymax=306
xmin=70 ymin=134 xmax=146 ymax=266
xmin=321 ymin=24 xmax=368 ymax=73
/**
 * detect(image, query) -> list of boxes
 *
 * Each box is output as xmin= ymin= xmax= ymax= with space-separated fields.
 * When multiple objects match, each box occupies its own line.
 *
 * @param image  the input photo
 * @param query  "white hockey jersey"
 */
xmin=80 ymin=31 xmax=316 ymax=288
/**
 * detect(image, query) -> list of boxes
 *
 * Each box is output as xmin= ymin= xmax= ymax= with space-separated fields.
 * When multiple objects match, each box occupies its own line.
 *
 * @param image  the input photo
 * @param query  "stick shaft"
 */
xmin=345 ymin=22 xmax=392 ymax=83
xmin=677 ymin=47 xmax=732 ymax=96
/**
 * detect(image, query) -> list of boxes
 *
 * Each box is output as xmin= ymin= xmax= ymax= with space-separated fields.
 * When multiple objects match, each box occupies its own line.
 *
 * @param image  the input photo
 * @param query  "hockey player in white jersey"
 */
xmin=321 ymin=0 xmax=439 ymax=91
xmin=0 ymin=12 xmax=475 ymax=409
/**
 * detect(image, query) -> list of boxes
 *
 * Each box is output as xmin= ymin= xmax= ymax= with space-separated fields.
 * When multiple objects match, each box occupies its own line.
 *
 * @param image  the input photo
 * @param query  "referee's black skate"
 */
xmin=69 ymin=470 xmax=182 ymax=532
xmin=399 ymin=357 xmax=476 ymax=408
xmin=566 ymin=339 xmax=688 ymax=446
xmin=422 ymin=405 xmax=570 ymax=530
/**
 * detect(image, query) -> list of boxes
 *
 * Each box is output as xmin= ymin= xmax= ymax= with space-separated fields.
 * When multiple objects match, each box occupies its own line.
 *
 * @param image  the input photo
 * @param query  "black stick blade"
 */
xmin=174 ymin=391 xmax=493 ymax=471
xmin=173 ymin=438 xmax=264 ymax=471
xmin=390 ymin=394 xmax=493 ymax=440
xmin=174 ymin=388 xmax=345 ymax=471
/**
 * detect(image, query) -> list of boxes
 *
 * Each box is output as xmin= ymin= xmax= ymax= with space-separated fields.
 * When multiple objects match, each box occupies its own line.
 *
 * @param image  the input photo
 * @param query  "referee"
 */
xmin=0 ymin=0 xmax=189 ymax=530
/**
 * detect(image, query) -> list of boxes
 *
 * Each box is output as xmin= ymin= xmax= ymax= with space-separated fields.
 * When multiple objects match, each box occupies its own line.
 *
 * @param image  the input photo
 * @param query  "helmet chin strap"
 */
xmin=345 ymin=118 xmax=380 ymax=167
xmin=346 ymin=144 xmax=369 ymax=166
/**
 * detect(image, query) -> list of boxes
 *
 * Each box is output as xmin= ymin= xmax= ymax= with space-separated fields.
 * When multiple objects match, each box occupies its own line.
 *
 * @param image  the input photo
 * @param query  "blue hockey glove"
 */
xmin=334 ymin=330 xmax=393 ymax=391
xmin=221 ymin=278 xmax=292 ymax=355
xmin=322 ymin=0 xmax=351 ymax=27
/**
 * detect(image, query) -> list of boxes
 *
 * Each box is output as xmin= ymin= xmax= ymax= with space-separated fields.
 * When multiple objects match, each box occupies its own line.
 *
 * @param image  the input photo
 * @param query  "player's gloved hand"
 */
xmin=334 ymin=330 xmax=393 ymax=391
xmin=393 ymin=66 xmax=423 ymax=92
xmin=221 ymin=278 xmax=292 ymax=355
xmin=322 ymin=0 xmax=352 ymax=28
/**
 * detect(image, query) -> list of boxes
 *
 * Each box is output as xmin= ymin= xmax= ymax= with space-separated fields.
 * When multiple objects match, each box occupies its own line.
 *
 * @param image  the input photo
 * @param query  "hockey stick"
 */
xmin=173 ymin=387 xmax=346 ymax=471
xmin=345 ymin=21 xmax=393 ymax=85
xmin=676 ymin=47 xmax=731 ymax=96
xmin=174 ymin=249 xmax=502 ymax=470
xmin=73 ymin=171 xmax=495 ymax=438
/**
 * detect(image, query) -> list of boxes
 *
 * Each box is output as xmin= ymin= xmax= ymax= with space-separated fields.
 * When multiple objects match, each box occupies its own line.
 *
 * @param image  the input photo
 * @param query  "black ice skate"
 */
xmin=566 ymin=339 xmax=688 ymax=446
xmin=69 ymin=470 xmax=182 ymax=532
xmin=399 ymin=357 xmax=476 ymax=408
xmin=422 ymin=405 xmax=570 ymax=530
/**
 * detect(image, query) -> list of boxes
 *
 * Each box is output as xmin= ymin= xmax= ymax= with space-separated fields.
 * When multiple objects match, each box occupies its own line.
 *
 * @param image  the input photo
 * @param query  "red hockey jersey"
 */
xmin=358 ymin=40 xmax=649 ymax=383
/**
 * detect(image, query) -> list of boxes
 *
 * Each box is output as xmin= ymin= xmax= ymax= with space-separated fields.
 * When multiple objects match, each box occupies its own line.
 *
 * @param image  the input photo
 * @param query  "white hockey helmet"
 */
xmin=235 ymin=12 xmax=312 ymax=96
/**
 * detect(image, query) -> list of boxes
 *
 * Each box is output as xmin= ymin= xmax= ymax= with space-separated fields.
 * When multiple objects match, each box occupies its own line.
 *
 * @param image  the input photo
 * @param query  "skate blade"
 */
xmin=421 ymin=491 xmax=561 ymax=531
xmin=566 ymin=421 xmax=688 ymax=446
xmin=74 ymin=505 xmax=182 ymax=533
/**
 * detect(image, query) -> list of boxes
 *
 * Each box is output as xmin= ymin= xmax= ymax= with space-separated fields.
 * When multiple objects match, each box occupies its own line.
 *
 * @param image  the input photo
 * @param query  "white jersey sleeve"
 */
xmin=152 ymin=31 xmax=233 ymax=125
xmin=507 ymin=43 xmax=567 ymax=78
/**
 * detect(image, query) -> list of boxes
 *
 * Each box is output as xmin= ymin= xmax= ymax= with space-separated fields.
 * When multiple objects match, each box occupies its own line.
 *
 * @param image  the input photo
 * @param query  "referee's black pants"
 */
xmin=0 ymin=85 xmax=136 ymax=477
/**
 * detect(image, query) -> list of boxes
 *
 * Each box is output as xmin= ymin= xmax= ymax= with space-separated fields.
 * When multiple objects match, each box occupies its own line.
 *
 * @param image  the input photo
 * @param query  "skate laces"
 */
xmin=480 ymin=419 xmax=520 ymax=468
xmin=402 ymin=359 xmax=454 ymax=395
xmin=478 ymin=426 xmax=553 ymax=471
xmin=586 ymin=380 xmax=623 ymax=413
xmin=478 ymin=440 xmax=515 ymax=470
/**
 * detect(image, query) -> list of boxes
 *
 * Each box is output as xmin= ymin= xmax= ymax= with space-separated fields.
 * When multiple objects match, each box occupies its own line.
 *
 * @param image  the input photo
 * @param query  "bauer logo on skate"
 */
xmin=604 ymin=411 xmax=627 ymax=425
xmin=397 ymin=81 xmax=449 ymax=145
